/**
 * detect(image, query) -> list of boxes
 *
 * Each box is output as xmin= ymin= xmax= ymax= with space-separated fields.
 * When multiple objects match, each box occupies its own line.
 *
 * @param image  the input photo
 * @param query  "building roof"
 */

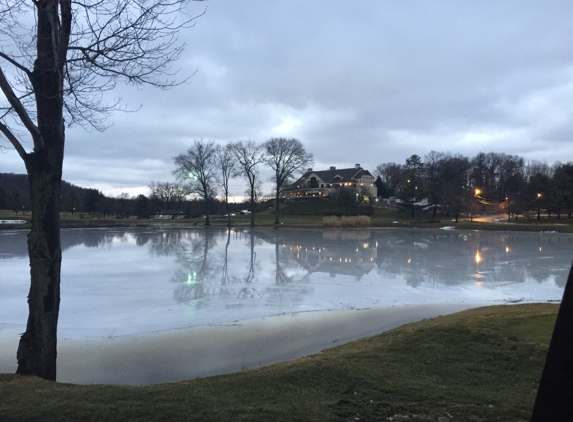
xmin=298 ymin=166 xmax=374 ymax=184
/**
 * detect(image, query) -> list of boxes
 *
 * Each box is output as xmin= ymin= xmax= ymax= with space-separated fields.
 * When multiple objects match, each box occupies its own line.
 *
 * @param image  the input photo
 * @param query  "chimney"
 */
xmin=307 ymin=168 xmax=313 ymax=173
xmin=355 ymin=163 xmax=361 ymax=169
xmin=330 ymin=166 xmax=336 ymax=171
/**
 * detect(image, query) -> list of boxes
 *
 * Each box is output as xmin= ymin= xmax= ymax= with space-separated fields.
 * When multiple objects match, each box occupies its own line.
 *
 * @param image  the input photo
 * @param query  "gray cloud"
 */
xmin=2 ymin=0 xmax=573 ymax=196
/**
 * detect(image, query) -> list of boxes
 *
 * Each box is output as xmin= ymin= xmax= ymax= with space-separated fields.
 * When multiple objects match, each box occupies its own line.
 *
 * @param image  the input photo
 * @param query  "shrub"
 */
xmin=323 ymin=215 xmax=341 ymax=227
xmin=322 ymin=215 xmax=371 ymax=228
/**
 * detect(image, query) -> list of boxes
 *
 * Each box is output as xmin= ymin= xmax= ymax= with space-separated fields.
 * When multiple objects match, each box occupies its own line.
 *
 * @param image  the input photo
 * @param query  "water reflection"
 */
xmin=270 ymin=229 xmax=376 ymax=280
xmin=370 ymin=230 xmax=571 ymax=288
xmin=134 ymin=227 xmax=572 ymax=311
xmin=1 ymin=227 xmax=571 ymax=337
xmin=150 ymin=229 xmax=313 ymax=308
xmin=3 ymin=228 xmax=571 ymax=290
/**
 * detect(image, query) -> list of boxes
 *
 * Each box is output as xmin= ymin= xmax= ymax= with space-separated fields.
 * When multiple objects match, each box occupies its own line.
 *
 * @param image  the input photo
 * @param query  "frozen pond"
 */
xmin=1 ymin=227 xmax=571 ymax=384
xmin=1 ymin=227 xmax=570 ymax=338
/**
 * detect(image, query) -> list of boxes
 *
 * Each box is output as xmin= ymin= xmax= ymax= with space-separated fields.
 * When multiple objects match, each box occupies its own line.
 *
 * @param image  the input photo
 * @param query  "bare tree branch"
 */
xmin=0 ymin=52 xmax=32 ymax=75
xmin=0 ymin=120 xmax=27 ymax=159
xmin=0 ymin=66 xmax=41 ymax=148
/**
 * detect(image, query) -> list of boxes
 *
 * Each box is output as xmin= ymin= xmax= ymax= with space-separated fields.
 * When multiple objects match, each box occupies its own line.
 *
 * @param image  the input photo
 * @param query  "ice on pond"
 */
xmin=0 ymin=227 xmax=570 ymax=339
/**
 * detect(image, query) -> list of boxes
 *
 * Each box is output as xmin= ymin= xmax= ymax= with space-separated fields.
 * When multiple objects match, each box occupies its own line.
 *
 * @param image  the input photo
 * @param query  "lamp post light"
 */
xmin=506 ymin=196 xmax=510 ymax=222
xmin=472 ymin=188 xmax=482 ymax=222
xmin=537 ymin=193 xmax=542 ymax=221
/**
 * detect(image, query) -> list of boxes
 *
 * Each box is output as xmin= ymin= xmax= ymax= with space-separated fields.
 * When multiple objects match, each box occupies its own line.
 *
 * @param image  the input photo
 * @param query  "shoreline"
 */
xmin=1 ymin=215 xmax=571 ymax=233
xmin=1 ymin=303 xmax=484 ymax=385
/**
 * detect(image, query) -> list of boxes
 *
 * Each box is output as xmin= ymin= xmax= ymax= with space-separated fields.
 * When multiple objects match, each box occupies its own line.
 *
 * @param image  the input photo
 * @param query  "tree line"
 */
xmin=375 ymin=151 xmax=572 ymax=221
xmin=164 ymin=138 xmax=313 ymax=226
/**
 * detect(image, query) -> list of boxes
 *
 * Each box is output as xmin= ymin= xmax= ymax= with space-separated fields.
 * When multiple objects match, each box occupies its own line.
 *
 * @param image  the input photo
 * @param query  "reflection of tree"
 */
xmin=221 ymin=229 xmax=232 ymax=285
xmin=147 ymin=230 xmax=189 ymax=257
xmin=257 ymin=231 xmax=311 ymax=305
xmin=172 ymin=230 xmax=218 ymax=304
xmin=373 ymin=231 xmax=572 ymax=288
xmin=255 ymin=229 xmax=376 ymax=281
xmin=275 ymin=242 xmax=294 ymax=285
xmin=243 ymin=229 xmax=262 ymax=284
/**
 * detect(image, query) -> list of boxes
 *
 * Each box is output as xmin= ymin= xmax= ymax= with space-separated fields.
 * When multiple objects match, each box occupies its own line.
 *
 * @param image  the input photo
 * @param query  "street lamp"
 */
xmin=471 ymin=188 xmax=482 ymax=222
xmin=537 ymin=193 xmax=542 ymax=221
xmin=506 ymin=196 xmax=510 ymax=222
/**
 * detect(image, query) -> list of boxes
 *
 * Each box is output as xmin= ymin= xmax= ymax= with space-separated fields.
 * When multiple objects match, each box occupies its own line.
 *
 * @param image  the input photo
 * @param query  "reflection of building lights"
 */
xmin=475 ymin=251 xmax=482 ymax=264
xmin=407 ymin=258 xmax=411 ymax=264
xmin=363 ymin=242 xmax=369 ymax=248
xmin=505 ymin=246 xmax=510 ymax=253
xmin=539 ymin=247 xmax=542 ymax=252
xmin=186 ymin=272 xmax=197 ymax=285
xmin=475 ymin=281 xmax=483 ymax=288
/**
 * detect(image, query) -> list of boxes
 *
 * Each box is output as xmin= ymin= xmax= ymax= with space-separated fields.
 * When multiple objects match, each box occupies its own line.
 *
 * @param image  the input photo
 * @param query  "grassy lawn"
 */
xmin=2 ymin=202 xmax=573 ymax=232
xmin=0 ymin=304 xmax=557 ymax=421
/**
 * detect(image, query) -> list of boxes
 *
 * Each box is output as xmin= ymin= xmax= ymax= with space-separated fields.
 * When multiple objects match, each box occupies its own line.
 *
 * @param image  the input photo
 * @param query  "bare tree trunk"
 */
xmin=15 ymin=10 xmax=65 ymax=377
xmin=250 ymin=192 xmax=255 ymax=227
xmin=274 ymin=191 xmax=280 ymax=225
xmin=226 ymin=194 xmax=232 ymax=227
xmin=205 ymin=197 xmax=210 ymax=226
xmin=17 ymin=146 xmax=63 ymax=381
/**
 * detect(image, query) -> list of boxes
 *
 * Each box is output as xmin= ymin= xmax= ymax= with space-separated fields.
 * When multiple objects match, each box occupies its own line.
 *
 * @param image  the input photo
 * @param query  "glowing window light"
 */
xmin=475 ymin=251 xmax=482 ymax=264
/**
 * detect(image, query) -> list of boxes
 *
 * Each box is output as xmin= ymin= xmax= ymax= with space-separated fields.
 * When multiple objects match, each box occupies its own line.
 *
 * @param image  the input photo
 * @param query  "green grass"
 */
xmin=2 ymin=205 xmax=573 ymax=232
xmin=0 ymin=304 xmax=558 ymax=421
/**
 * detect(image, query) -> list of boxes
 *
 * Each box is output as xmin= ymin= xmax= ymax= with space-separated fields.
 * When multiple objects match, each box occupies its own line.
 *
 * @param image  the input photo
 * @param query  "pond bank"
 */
xmin=1 ymin=303 xmax=481 ymax=385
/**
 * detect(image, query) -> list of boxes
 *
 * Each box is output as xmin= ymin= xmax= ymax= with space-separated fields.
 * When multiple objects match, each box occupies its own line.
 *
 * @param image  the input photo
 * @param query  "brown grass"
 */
xmin=322 ymin=215 xmax=371 ymax=228
xmin=0 ymin=304 xmax=558 ymax=421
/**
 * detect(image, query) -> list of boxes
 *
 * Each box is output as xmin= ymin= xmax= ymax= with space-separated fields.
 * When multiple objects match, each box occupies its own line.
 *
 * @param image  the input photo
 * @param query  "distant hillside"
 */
xmin=0 ymin=173 xmax=102 ymax=213
xmin=0 ymin=173 xmax=238 ymax=217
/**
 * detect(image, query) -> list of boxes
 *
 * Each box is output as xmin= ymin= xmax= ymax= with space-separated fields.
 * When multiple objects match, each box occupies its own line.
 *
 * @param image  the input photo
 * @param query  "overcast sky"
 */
xmin=2 ymin=0 xmax=573 ymax=198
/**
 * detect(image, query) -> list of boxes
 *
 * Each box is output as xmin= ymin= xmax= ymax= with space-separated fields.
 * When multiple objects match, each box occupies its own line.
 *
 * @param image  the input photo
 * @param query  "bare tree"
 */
xmin=263 ymin=138 xmax=313 ymax=225
xmin=375 ymin=162 xmax=403 ymax=196
xmin=173 ymin=140 xmax=220 ymax=225
xmin=217 ymin=143 xmax=239 ymax=226
xmin=0 ymin=1 xmax=203 ymax=380
xmin=230 ymin=140 xmax=265 ymax=227
xmin=149 ymin=181 xmax=184 ymax=210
